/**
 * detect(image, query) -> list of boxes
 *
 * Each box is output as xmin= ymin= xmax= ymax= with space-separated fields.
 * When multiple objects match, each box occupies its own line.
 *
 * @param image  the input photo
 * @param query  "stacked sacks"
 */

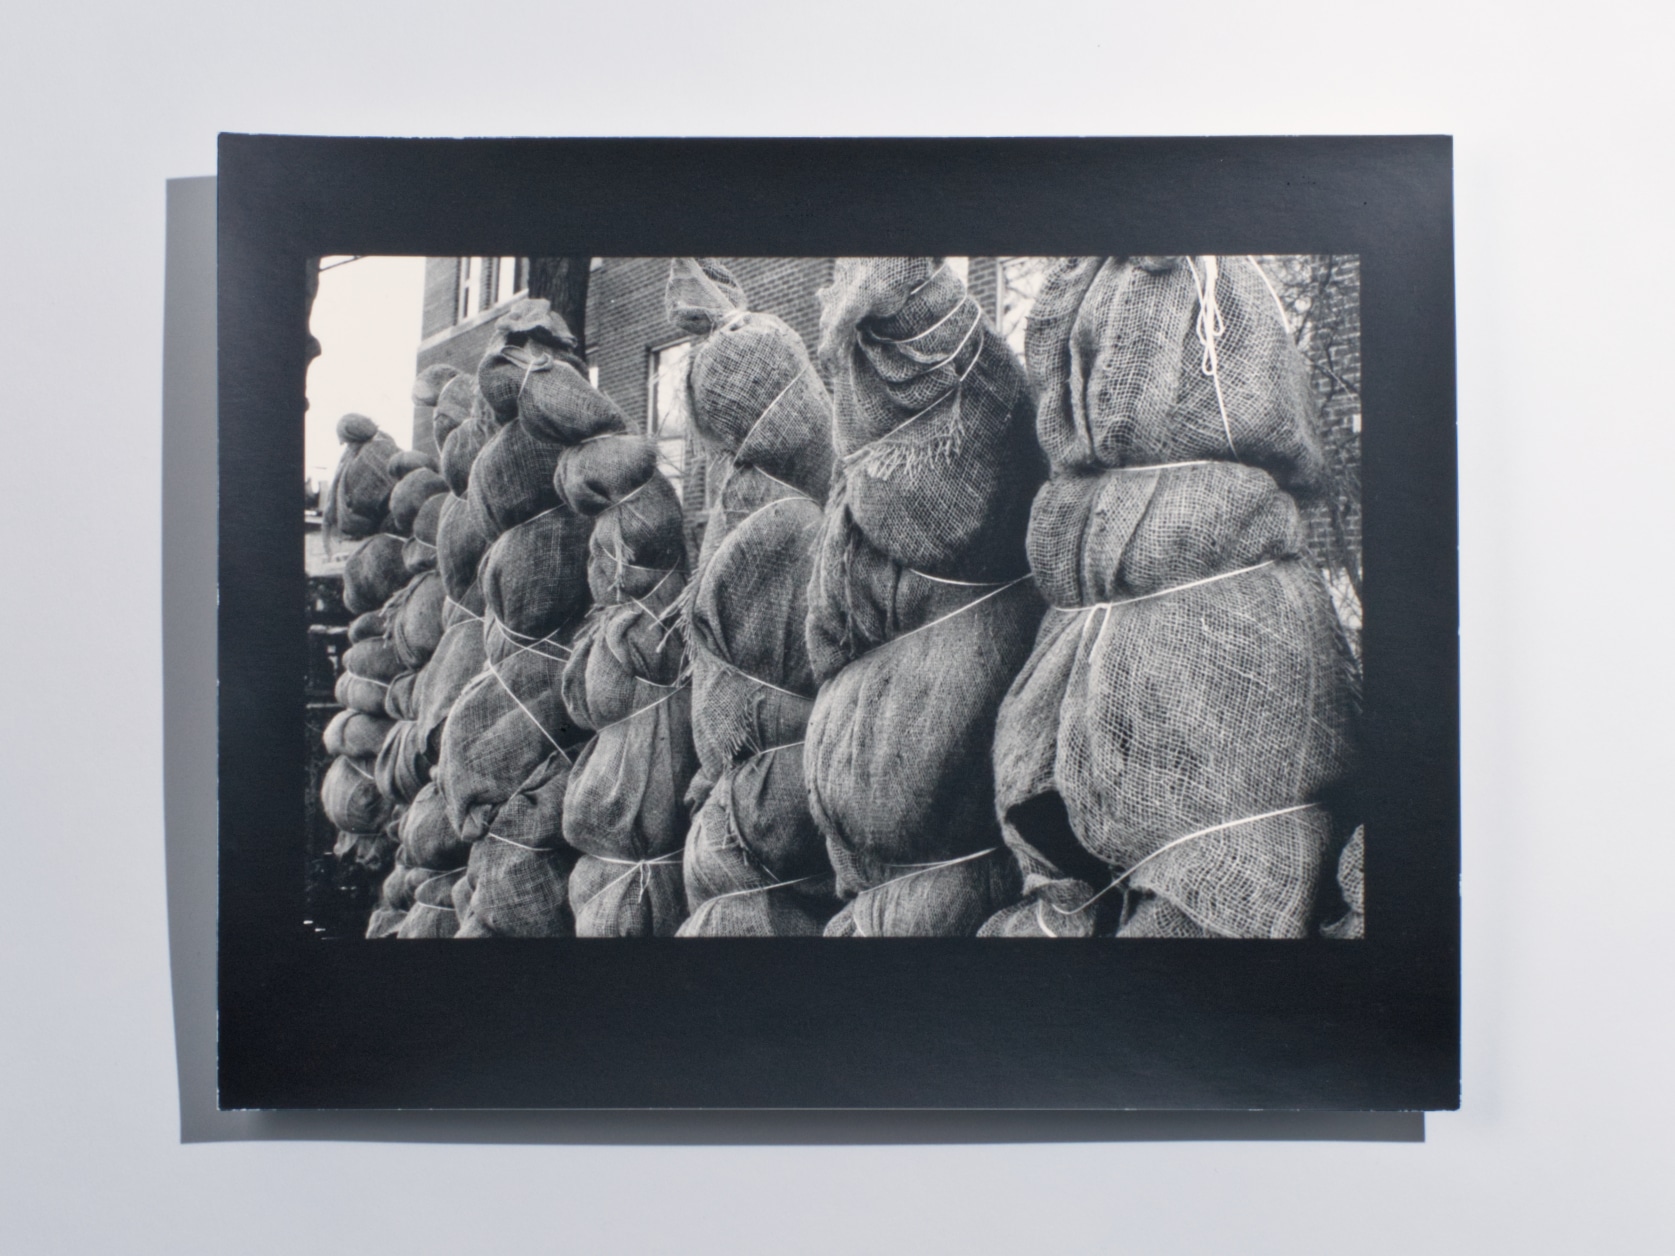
xmin=983 ymin=256 xmax=1358 ymax=939
xmin=364 ymin=377 xmax=491 ymax=937
xmin=555 ymin=436 xmax=698 ymax=937
xmin=665 ymin=259 xmax=834 ymax=562
xmin=679 ymin=498 xmax=837 ymax=936
xmin=664 ymin=260 xmax=842 ymax=935
xmin=322 ymin=414 xmax=400 ymax=542
xmin=433 ymin=298 xmax=628 ymax=937
xmin=802 ymin=258 xmax=1046 ymax=937
xmin=322 ymin=441 xmax=448 ymax=894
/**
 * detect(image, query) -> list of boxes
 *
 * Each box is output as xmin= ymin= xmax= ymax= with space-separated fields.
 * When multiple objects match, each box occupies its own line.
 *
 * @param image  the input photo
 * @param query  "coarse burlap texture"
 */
xmin=342 ymin=534 xmax=408 ymax=615
xmin=483 ymin=750 xmax=572 ymax=849
xmin=479 ymin=507 xmax=594 ymax=646
xmin=440 ymin=409 xmax=496 ymax=498
xmin=456 ymin=836 xmax=575 ymax=938
xmin=374 ymin=718 xmax=430 ymax=805
xmin=558 ymin=458 xmax=696 ymax=936
xmin=436 ymin=493 xmax=497 ymax=609
xmin=323 ymin=414 xmax=399 ymax=541
xmin=816 ymin=257 xmax=1045 ymax=581
xmin=1026 ymin=255 xmax=1324 ymax=490
xmin=396 ymin=783 xmax=471 ymax=872
xmin=806 ymin=575 xmax=1042 ymax=931
xmin=568 ymin=853 xmax=686 ymax=938
xmin=992 ymin=557 xmax=1356 ymax=939
xmin=321 ymin=708 xmax=392 ymax=760
xmin=385 ymin=570 xmax=446 ymax=671
xmin=669 ymin=259 xmax=835 ymax=511
xmin=403 ymin=494 xmax=445 ymax=576
xmin=825 ymin=848 xmax=1020 ymax=938
xmin=686 ymin=497 xmax=821 ymax=792
xmin=383 ymin=671 xmax=417 ymax=721
xmin=389 ymin=467 xmax=449 ymax=535
xmin=435 ymin=629 xmax=581 ymax=843
xmin=334 ymin=668 xmax=393 ymax=717
xmin=395 ymin=868 xmax=467 ymax=940
xmin=429 ymin=372 xmax=478 ymax=454
xmin=410 ymin=614 xmax=487 ymax=757
xmin=320 ymin=754 xmax=391 ymax=834
xmin=342 ymin=636 xmax=404 ymax=684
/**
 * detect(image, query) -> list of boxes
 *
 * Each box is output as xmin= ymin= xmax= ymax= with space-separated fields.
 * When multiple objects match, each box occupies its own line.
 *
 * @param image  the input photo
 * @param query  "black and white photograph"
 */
xmin=303 ymin=252 xmax=1366 ymax=941
xmin=212 ymin=135 xmax=1457 ymax=1113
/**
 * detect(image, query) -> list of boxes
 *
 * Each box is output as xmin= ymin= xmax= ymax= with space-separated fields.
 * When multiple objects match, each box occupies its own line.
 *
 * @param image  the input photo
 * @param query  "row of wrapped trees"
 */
xmin=322 ymin=255 xmax=1361 ymax=938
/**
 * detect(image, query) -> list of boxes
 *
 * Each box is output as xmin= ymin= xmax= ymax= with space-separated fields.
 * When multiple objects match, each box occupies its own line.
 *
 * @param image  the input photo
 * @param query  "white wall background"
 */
xmin=2 ymin=2 xmax=1672 ymax=1252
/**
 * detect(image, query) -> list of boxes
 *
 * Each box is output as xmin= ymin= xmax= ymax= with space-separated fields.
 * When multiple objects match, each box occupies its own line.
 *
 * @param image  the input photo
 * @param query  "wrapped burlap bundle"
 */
xmin=385 ymin=570 xmax=446 ymax=671
xmin=476 ymin=300 xmax=625 ymax=442
xmin=552 ymin=440 xmax=698 ymax=937
xmin=681 ymin=498 xmax=840 ymax=935
xmin=321 ymin=708 xmax=392 ymax=760
xmin=478 ymin=507 xmax=593 ymax=645
xmin=347 ymin=610 xmax=386 ymax=643
xmin=320 ymin=754 xmax=391 ymax=834
xmin=805 ymin=575 xmax=1037 ymax=934
xmin=395 ymin=868 xmax=467 ymax=940
xmin=342 ymin=534 xmax=407 ymax=615
xmin=403 ymin=493 xmax=445 ymax=576
xmin=389 ymin=467 xmax=448 ymax=535
xmin=395 ymin=782 xmax=472 ymax=872
xmin=455 ymin=834 xmax=576 ymax=938
xmin=801 ymin=259 xmax=1044 ymax=936
xmin=323 ymin=414 xmax=399 ymax=541
xmin=436 ymin=493 xmax=497 ymax=610
xmin=440 ymin=408 xmax=497 ymax=498
xmin=815 ymin=257 xmax=1045 ymax=582
xmin=374 ymin=718 xmax=430 ymax=805
xmin=432 ymin=373 xmax=481 ymax=466
xmin=985 ymin=269 xmax=1359 ymax=937
xmin=387 ymin=448 xmax=441 ymax=478
xmin=668 ymin=259 xmax=835 ymax=528
xmin=1026 ymin=255 xmax=1325 ymax=490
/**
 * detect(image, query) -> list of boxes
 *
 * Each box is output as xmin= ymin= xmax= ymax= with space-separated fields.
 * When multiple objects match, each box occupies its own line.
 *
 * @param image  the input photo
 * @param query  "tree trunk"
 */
xmin=527 ymin=257 xmax=591 ymax=354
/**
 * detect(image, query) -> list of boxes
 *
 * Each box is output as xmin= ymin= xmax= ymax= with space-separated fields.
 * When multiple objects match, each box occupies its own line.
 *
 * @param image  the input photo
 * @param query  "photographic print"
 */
xmin=304 ymin=253 xmax=1365 ymax=942
xmin=218 ymin=137 xmax=1455 ymax=1110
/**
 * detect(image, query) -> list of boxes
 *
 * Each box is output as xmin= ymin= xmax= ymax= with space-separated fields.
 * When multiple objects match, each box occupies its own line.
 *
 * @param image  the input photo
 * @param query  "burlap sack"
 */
xmin=1321 ymin=825 xmax=1366 ymax=940
xmin=386 ymin=571 xmax=446 ymax=671
xmin=824 ymin=848 xmax=1020 ymax=938
xmin=484 ymin=751 xmax=572 ymax=849
xmin=1027 ymin=255 xmax=1325 ymax=490
xmin=387 ymin=448 xmax=441 ymax=478
xmin=395 ymin=868 xmax=466 ymax=939
xmin=320 ymin=754 xmax=391 ymax=833
xmin=1052 ymin=558 xmax=1356 ymax=937
xmin=817 ymin=257 xmax=1045 ymax=580
xmin=669 ymin=259 xmax=835 ymax=508
xmin=431 ymin=373 xmax=481 ymax=461
xmin=477 ymin=300 xmax=626 ymax=444
xmin=411 ymin=615 xmax=487 ymax=756
xmin=436 ymin=492 xmax=498 ymax=608
xmin=435 ymin=643 xmax=581 ymax=841
xmin=333 ymin=669 xmax=393 ymax=716
xmin=805 ymin=575 xmax=1043 ymax=899
xmin=342 ymin=534 xmax=408 ymax=615
xmin=389 ymin=467 xmax=449 ymax=536
xmin=321 ymin=708 xmax=393 ymax=760
xmin=456 ymin=835 xmax=575 ymax=938
xmin=347 ymin=611 xmax=386 ymax=644
xmin=478 ymin=507 xmax=594 ymax=645
xmin=323 ymin=414 xmax=399 ymax=541
xmin=396 ymin=783 xmax=471 ymax=872
xmin=374 ymin=718 xmax=430 ymax=805
xmin=676 ymin=886 xmax=831 ymax=937
xmin=440 ymin=410 xmax=496 ymax=497
xmin=568 ymin=853 xmax=685 ymax=938
xmin=383 ymin=670 xmax=417 ymax=721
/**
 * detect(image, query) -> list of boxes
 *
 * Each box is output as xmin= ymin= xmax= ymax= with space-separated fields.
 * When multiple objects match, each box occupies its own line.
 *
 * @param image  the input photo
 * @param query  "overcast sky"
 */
xmin=304 ymin=255 xmax=428 ymax=489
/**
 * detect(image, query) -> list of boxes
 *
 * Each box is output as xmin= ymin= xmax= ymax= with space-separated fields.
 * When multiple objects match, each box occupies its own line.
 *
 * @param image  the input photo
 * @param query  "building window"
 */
xmin=997 ymin=257 xmax=1051 ymax=356
xmin=647 ymin=339 xmax=694 ymax=499
xmin=456 ymin=257 xmax=476 ymax=322
xmin=455 ymin=257 xmax=525 ymax=325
